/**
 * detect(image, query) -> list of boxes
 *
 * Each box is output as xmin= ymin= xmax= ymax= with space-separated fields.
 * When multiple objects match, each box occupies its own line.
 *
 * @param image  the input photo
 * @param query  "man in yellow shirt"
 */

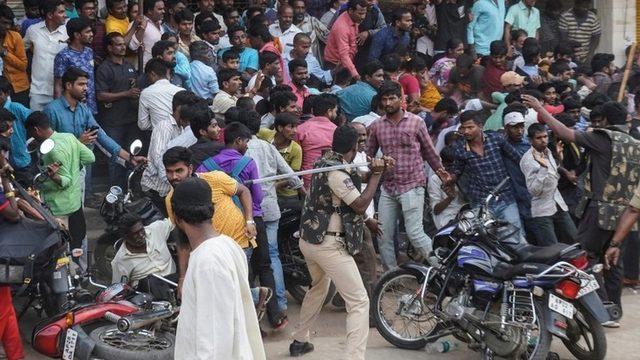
xmin=105 ymin=0 xmax=130 ymax=35
xmin=162 ymin=146 xmax=258 ymax=291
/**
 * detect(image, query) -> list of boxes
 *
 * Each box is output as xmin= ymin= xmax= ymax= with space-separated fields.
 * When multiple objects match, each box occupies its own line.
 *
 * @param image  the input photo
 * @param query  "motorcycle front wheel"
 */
xmin=89 ymin=325 xmax=175 ymax=360
xmin=372 ymin=267 xmax=440 ymax=350
xmin=561 ymin=303 xmax=607 ymax=360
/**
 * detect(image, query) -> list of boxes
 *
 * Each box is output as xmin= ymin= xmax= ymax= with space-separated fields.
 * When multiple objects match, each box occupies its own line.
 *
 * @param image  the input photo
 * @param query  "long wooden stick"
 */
xmin=244 ymin=162 xmax=370 ymax=185
xmin=618 ymin=42 xmax=637 ymax=102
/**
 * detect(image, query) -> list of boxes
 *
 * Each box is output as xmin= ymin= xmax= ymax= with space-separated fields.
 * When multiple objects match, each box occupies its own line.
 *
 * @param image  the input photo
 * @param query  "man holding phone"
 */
xmin=44 ymin=67 xmax=146 ymax=202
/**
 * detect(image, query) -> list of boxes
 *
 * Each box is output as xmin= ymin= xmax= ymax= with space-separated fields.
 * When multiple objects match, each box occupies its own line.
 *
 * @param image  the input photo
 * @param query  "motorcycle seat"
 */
xmin=514 ymin=243 xmax=569 ymax=263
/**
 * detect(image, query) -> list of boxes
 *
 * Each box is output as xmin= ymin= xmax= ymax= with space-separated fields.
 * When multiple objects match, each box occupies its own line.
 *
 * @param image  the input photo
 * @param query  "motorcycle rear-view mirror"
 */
xmin=39 ymin=139 xmax=55 ymax=155
xmin=129 ymin=139 xmax=143 ymax=156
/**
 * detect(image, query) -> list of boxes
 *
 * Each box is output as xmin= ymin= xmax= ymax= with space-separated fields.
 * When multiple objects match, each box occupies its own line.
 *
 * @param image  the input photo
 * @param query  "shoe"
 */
xmin=272 ymin=314 xmax=289 ymax=331
xmin=255 ymin=287 xmax=273 ymax=321
xmin=289 ymin=340 xmax=314 ymax=357
xmin=601 ymin=320 xmax=621 ymax=328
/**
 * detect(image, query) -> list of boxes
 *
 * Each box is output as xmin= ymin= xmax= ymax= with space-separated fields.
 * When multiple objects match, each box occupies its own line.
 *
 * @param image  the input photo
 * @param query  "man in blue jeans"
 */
xmin=366 ymin=82 xmax=452 ymax=270
xmin=449 ymin=110 xmax=526 ymax=244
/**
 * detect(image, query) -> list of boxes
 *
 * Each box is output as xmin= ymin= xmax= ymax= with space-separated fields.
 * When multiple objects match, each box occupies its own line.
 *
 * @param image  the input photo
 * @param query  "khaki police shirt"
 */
xmin=327 ymin=169 xmax=361 ymax=232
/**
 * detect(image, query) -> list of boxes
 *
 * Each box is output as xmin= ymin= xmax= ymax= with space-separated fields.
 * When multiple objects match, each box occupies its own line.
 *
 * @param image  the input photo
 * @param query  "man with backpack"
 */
xmin=196 ymin=121 xmax=290 ymax=330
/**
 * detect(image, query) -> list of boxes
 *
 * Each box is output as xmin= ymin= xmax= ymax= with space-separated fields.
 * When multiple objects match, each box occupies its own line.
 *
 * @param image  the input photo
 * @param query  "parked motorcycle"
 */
xmin=32 ymin=255 xmax=178 ymax=360
xmin=2 ymin=139 xmax=90 ymax=318
xmin=372 ymin=178 xmax=609 ymax=360
xmin=94 ymin=140 xmax=163 ymax=281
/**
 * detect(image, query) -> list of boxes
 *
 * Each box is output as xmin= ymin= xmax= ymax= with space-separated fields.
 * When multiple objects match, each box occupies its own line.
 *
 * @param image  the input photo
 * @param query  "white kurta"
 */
xmin=174 ymin=234 xmax=265 ymax=360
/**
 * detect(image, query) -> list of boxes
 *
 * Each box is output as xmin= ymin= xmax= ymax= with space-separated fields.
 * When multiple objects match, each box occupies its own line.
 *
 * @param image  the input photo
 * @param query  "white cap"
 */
xmin=462 ymin=98 xmax=482 ymax=113
xmin=503 ymin=111 xmax=526 ymax=126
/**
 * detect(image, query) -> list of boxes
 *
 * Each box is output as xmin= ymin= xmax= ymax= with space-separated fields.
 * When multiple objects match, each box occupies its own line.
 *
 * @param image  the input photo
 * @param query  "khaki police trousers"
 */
xmin=292 ymin=235 xmax=369 ymax=360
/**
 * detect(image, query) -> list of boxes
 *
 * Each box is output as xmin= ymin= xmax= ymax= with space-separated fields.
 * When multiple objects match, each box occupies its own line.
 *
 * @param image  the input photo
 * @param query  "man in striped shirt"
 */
xmin=558 ymin=0 xmax=601 ymax=64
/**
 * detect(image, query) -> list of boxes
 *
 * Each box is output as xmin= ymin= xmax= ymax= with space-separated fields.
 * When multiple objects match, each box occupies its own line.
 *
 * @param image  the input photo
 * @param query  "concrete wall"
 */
xmin=596 ymin=0 xmax=637 ymax=66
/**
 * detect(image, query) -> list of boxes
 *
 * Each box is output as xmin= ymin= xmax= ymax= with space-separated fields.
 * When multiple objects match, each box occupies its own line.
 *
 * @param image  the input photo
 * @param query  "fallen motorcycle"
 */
xmin=32 ymin=260 xmax=178 ymax=360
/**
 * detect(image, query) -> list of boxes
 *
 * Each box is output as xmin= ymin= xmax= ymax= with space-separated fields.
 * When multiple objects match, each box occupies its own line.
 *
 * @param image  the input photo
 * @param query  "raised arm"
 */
xmin=522 ymin=94 xmax=575 ymax=142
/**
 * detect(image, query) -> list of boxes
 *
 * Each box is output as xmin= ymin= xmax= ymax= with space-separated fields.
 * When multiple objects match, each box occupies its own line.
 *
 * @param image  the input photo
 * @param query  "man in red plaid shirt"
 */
xmin=367 ymin=81 xmax=452 ymax=270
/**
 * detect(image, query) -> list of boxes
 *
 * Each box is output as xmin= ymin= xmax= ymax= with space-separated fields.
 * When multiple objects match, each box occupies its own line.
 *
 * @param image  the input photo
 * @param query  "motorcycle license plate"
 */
xmin=62 ymin=328 xmax=78 ymax=360
xmin=549 ymin=293 xmax=574 ymax=319
xmin=577 ymin=276 xmax=600 ymax=298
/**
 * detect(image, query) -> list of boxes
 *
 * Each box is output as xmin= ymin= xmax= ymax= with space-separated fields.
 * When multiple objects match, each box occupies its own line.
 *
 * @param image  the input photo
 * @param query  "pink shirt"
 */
xmin=296 ymin=116 xmax=337 ymax=188
xmin=324 ymin=12 xmax=359 ymax=77
xmin=289 ymin=82 xmax=309 ymax=109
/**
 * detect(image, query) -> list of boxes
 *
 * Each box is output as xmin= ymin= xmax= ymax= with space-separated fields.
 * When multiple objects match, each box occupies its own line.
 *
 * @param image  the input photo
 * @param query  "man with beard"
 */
xmin=196 ymin=0 xmax=225 ymax=32
xmin=45 ymin=67 xmax=144 ymax=213
xmin=290 ymin=0 xmax=329 ymax=67
xmin=288 ymin=59 xmax=318 ymax=108
xmin=558 ymin=0 xmax=601 ymax=64
xmin=24 ymin=0 xmax=68 ymax=111
xmin=105 ymin=0 xmax=130 ymax=35
xmin=76 ymin=0 xmax=106 ymax=64
xmin=324 ymin=0 xmax=367 ymax=80
xmin=337 ymin=60 xmax=384 ymax=121
xmin=367 ymin=82 xmax=451 ymax=270
xmin=523 ymin=96 xmax=637 ymax=327
xmin=367 ymin=8 xmax=412 ymax=61
xmin=129 ymin=0 xmax=165 ymax=66
xmin=268 ymin=5 xmax=301 ymax=58
xmin=54 ymin=17 xmax=97 ymax=114
xmin=96 ymin=32 xmax=141 ymax=190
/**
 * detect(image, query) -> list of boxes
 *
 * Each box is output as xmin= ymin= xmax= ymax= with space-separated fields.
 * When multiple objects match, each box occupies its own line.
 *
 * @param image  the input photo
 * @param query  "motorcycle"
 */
xmin=32 ymin=260 xmax=178 ymax=360
xmin=94 ymin=140 xmax=163 ymax=281
xmin=2 ymin=139 xmax=91 ymax=318
xmin=372 ymin=178 xmax=609 ymax=360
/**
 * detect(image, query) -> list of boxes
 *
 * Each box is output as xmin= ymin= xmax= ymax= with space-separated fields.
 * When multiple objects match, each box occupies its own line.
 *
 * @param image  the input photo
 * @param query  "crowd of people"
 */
xmin=0 ymin=0 xmax=639 ymax=359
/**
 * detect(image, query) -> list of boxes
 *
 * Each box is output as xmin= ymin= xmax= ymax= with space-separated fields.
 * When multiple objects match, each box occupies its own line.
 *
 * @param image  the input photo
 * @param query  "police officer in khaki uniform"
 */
xmin=524 ymin=96 xmax=640 ymax=326
xmin=289 ymin=125 xmax=394 ymax=359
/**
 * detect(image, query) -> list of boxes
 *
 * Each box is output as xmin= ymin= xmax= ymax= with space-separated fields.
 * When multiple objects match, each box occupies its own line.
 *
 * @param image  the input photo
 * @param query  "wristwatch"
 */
xmin=246 ymin=219 xmax=255 ymax=225
xmin=609 ymin=242 xmax=621 ymax=248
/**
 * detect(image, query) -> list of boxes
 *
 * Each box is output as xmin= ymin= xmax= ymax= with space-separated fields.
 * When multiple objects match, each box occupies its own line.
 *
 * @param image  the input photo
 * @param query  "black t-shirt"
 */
xmin=574 ymin=130 xmax=612 ymax=200
xmin=189 ymin=138 xmax=225 ymax=169
xmin=434 ymin=1 xmax=467 ymax=51
xmin=449 ymin=65 xmax=485 ymax=99
xmin=95 ymin=58 xmax=138 ymax=127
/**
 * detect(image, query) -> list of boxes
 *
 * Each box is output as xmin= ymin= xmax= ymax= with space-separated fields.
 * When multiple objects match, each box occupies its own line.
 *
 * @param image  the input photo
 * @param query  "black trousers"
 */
xmin=250 ymin=216 xmax=282 ymax=325
xmin=577 ymin=205 xmax=623 ymax=306
xmin=623 ymin=232 xmax=639 ymax=281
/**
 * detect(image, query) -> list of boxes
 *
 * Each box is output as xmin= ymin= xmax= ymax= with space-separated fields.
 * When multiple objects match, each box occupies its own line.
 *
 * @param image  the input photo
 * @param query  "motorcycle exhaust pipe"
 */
xmin=116 ymin=308 xmax=173 ymax=332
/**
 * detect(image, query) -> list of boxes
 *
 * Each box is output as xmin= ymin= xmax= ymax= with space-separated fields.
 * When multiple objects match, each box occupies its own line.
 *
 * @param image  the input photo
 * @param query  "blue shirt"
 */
xmin=505 ymin=136 xmax=532 ymax=218
xmin=450 ymin=131 xmax=521 ymax=206
xmin=189 ymin=60 xmax=218 ymax=99
xmin=337 ymin=81 xmax=377 ymax=121
xmin=367 ymin=26 xmax=410 ymax=61
xmin=467 ymin=0 xmax=506 ymax=56
xmin=54 ymin=46 xmax=97 ymax=114
xmin=44 ymin=96 xmax=122 ymax=159
xmin=5 ymin=98 xmax=32 ymax=168
xmin=174 ymin=51 xmax=192 ymax=89
xmin=219 ymin=47 xmax=259 ymax=72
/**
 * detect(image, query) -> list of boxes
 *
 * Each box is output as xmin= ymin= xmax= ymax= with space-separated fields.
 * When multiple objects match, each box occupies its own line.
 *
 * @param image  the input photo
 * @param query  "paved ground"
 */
xmin=15 ymin=208 xmax=640 ymax=359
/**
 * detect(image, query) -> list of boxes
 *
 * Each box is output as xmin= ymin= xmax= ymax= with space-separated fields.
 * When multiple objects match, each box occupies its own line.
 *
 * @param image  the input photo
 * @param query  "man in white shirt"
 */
xmin=129 ymin=0 xmax=165 ymax=66
xmin=139 ymin=60 xmax=186 ymax=209
xmin=111 ymin=214 xmax=176 ymax=288
xmin=428 ymin=146 xmax=464 ymax=229
xmin=23 ymin=0 xmax=68 ymax=111
xmin=283 ymin=33 xmax=332 ymax=86
xmin=268 ymin=5 xmax=301 ymax=58
xmin=172 ymin=177 xmax=265 ymax=360
xmin=519 ymin=122 xmax=577 ymax=245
